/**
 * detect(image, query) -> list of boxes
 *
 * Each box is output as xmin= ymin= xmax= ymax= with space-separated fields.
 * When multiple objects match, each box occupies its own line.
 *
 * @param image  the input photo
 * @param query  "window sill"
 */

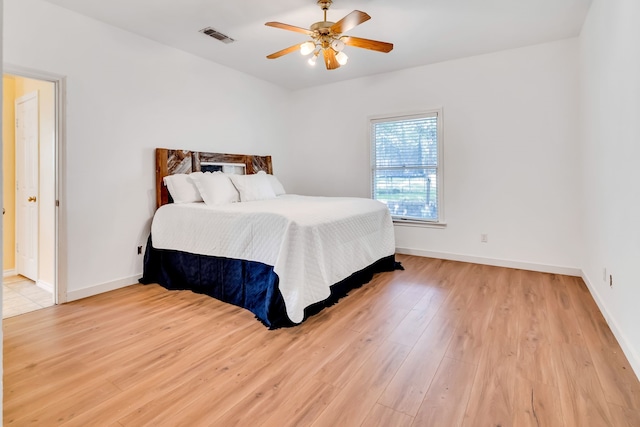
xmin=392 ymin=219 xmax=447 ymax=229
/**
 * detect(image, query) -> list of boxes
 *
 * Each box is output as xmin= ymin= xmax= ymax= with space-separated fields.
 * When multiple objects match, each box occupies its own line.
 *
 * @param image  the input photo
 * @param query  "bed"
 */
xmin=140 ymin=148 xmax=400 ymax=328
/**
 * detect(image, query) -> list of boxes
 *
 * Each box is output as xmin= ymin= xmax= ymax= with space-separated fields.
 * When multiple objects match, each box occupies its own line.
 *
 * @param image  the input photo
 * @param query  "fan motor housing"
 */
xmin=311 ymin=21 xmax=335 ymax=35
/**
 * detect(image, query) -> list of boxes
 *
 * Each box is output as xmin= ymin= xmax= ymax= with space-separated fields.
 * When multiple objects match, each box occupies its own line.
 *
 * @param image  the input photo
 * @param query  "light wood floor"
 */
xmin=4 ymin=255 xmax=640 ymax=426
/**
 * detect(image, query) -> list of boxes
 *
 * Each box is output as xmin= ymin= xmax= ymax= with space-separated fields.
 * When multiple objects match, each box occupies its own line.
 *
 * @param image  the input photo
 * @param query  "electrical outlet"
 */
xmin=609 ymin=274 xmax=613 ymax=287
xmin=481 ymin=234 xmax=488 ymax=243
xmin=137 ymin=246 xmax=143 ymax=255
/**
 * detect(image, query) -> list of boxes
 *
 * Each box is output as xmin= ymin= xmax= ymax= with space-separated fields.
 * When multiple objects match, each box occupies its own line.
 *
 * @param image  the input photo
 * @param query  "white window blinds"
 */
xmin=371 ymin=111 xmax=442 ymax=222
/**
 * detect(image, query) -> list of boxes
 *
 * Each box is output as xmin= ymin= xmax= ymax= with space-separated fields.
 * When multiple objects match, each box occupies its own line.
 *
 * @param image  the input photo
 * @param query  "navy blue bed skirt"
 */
xmin=139 ymin=236 xmax=400 ymax=329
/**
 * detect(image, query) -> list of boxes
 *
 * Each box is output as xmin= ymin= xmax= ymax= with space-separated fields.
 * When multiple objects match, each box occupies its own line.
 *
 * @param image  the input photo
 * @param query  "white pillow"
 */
xmin=257 ymin=171 xmax=286 ymax=196
xmin=229 ymin=173 xmax=277 ymax=202
xmin=191 ymin=172 xmax=240 ymax=206
xmin=163 ymin=173 xmax=203 ymax=204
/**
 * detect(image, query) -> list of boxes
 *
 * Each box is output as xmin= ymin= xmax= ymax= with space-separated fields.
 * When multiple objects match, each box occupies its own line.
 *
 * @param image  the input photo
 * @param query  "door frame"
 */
xmin=5 ymin=64 xmax=67 ymax=304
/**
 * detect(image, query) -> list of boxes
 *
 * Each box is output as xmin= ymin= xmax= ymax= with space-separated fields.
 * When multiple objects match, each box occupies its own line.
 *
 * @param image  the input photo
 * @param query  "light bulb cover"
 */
xmin=336 ymin=51 xmax=349 ymax=65
xmin=308 ymin=53 xmax=318 ymax=66
xmin=300 ymin=41 xmax=315 ymax=55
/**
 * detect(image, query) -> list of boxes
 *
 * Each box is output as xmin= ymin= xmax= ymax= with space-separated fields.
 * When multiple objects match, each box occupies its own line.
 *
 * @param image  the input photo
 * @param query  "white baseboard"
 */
xmin=3 ymin=269 xmax=17 ymax=278
xmin=581 ymin=272 xmax=640 ymax=381
xmin=66 ymin=274 xmax=141 ymax=302
xmin=36 ymin=279 xmax=54 ymax=293
xmin=396 ymin=247 xmax=582 ymax=276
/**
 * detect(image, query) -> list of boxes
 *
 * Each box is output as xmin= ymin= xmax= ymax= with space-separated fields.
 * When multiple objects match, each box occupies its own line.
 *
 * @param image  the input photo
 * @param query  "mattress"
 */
xmin=150 ymin=195 xmax=396 ymax=323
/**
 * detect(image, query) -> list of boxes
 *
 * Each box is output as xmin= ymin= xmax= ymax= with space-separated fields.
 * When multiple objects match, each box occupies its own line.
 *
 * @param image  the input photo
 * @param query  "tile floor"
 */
xmin=3 ymin=275 xmax=54 ymax=318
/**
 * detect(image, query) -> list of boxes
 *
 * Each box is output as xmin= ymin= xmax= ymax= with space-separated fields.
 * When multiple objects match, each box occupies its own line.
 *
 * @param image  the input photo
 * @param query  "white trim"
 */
xmin=581 ymin=271 xmax=640 ymax=381
xmin=394 ymin=220 xmax=447 ymax=228
xmin=3 ymin=269 xmax=17 ymax=278
xmin=66 ymin=275 xmax=141 ymax=302
xmin=395 ymin=247 xmax=582 ymax=276
xmin=36 ymin=279 xmax=54 ymax=294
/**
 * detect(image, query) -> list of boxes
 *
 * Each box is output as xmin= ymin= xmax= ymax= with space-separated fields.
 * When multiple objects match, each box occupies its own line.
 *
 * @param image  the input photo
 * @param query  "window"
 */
xmin=371 ymin=110 xmax=443 ymax=223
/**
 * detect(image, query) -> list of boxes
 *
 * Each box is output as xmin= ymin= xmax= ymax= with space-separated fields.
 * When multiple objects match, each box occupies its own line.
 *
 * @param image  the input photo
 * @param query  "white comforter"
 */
xmin=151 ymin=195 xmax=396 ymax=323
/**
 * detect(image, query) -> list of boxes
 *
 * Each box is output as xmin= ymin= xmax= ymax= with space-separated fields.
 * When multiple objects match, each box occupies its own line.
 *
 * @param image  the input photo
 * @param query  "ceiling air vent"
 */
xmin=199 ymin=27 xmax=235 ymax=44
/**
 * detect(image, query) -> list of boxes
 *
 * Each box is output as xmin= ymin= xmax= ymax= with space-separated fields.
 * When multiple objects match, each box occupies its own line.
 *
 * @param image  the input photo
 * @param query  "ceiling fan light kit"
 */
xmin=300 ymin=41 xmax=316 ymax=55
xmin=308 ymin=52 xmax=320 ymax=66
xmin=335 ymin=51 xmax=348 ymax=65
xmin=265 ymin=0 xmax=393 ymax=71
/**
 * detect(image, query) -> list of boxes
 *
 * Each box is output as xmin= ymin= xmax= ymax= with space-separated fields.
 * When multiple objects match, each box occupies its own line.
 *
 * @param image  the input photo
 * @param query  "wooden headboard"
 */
xmin=155 ymin=148 xmax=273 ymax=209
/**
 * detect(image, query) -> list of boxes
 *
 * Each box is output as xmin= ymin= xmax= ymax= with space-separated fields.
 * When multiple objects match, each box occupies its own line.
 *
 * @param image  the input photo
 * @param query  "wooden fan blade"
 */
xmin=267 ymin=43 xmax=304 ymax=59
xmin=330 ymin=10 xmax=370 ymax=34
xmin=265 ymin=22 xmax=313 ymax=36
xmin=342 ymin=36 xmax=393 ymax=53
xmin=323 ymin=48 xmax=340 ymax=70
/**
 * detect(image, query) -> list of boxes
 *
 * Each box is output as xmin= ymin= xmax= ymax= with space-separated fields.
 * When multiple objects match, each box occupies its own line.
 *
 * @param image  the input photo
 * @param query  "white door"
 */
xmin=16 ymin=92 xmax=39 ymax=281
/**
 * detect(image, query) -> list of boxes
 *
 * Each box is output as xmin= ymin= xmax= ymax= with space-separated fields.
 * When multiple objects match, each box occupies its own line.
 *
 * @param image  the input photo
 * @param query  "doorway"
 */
xmin=3 ymin=73 xmax=58 ymax=318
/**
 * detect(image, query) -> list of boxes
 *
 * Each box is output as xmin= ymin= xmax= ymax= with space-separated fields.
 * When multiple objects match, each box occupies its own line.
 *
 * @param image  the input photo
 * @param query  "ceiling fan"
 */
xmin=265 ymin=0 xmax=393 ymax=70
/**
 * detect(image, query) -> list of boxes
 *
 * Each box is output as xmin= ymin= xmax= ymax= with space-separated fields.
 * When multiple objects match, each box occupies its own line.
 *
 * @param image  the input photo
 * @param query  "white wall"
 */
xmin=4 ymin=0 xmax=291 ymax=298
xmin=285 ymin=39 xmax=582 ymax=273
xmin=579 ymin=0 xmax=640 ymax=377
